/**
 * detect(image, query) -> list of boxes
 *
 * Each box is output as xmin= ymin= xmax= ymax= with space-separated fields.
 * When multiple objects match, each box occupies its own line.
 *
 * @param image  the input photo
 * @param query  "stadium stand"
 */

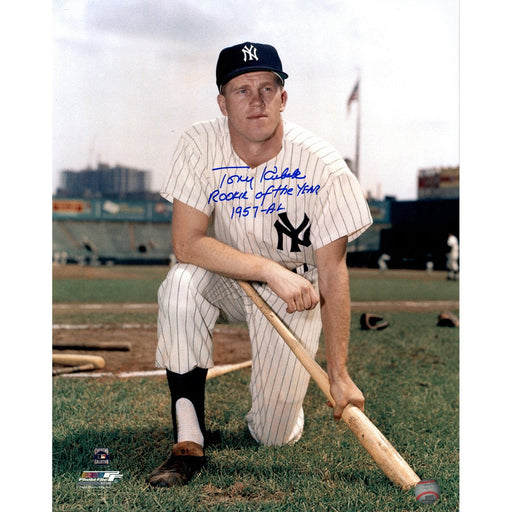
xmin=52 ymin=198 xmax=173 ymax=265
xmin=52 ymin=196 xmax=458 ymax=269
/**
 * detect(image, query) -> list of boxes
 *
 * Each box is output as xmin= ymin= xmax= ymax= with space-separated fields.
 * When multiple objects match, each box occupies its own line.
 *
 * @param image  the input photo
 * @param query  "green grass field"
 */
xmin=53 ymin=267 xmax=459 ymax=511
xmin=52 ymin=266 xmax=459 ymax=304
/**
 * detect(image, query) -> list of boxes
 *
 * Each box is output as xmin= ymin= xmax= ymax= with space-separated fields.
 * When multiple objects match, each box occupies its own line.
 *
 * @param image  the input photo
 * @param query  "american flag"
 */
xmin=347 ymin=80 xmax=359 ymax=113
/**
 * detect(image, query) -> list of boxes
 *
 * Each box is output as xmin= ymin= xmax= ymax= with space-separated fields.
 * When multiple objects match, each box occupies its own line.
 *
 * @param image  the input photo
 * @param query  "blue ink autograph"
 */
xmin=209 ymin=189 xmax=249 ymax=203
xmin=297 ymin=182 xmax=320 ymax=195
xmin=231 ymin=203 xmax=285 ymax=219
xmin=208 ymin=165 xmax=320 ymax=209
xmin=212 ymin=166 xmax=255 ymax=191
xmin=260 ymin=166 xmax=306 ymax=183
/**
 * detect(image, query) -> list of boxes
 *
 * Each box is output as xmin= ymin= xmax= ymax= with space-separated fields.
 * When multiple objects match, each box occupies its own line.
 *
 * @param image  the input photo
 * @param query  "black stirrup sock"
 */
xmin=166 ymin=367 xmax=208 ymax=443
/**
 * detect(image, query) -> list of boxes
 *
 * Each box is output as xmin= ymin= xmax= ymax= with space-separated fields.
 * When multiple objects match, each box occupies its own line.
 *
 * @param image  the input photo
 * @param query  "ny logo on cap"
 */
xmin=242 ymin=44 xmax=258 ymax=62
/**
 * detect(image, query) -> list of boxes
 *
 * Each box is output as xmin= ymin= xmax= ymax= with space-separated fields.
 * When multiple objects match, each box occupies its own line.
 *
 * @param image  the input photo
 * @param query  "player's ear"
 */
xmin=217 ymin=94 xmax=228 ymax=116
xmin=280 ymin=90 xmax=288 ymax=112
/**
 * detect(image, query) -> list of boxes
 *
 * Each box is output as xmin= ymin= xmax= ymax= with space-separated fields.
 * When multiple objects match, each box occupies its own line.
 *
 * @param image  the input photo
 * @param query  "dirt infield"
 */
xmin=52 ymin=321 xmax=251 ymax=375
xmin=52 ymin=299 xmax=458 ymax=377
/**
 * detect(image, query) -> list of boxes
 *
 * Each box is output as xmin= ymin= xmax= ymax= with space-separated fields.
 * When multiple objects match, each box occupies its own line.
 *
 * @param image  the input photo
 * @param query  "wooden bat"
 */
xmin=52 ymin=363 xmax=96 ymax=376
xmin=237 ymin=280 xmax=420 ymax=490
xmin=207 ymin=360 xmax=252 ymax=379
xmin=52 ymin=354 xmax=106 ymax=369
xmin=52 ymin=341 xmax=132 ymax=351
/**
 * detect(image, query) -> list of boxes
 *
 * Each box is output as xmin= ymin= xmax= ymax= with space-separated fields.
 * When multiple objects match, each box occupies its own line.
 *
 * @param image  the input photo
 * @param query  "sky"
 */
xmin=52 ymin=0 xmax=459 ymax=200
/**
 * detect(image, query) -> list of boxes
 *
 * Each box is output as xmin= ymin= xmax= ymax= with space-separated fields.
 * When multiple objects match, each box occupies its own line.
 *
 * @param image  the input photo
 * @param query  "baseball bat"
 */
xmin=237 ymin=280 xmax=420 ymax=490
xmin=53 ymin=341 xmax=132 ymax=351
xmin=52 ymin=354 xmax=106 ymax=369
xmin=207 ymin=360 xmax=252 ymax=379
xmin=52 ymin=363 xmax=96 ymax=376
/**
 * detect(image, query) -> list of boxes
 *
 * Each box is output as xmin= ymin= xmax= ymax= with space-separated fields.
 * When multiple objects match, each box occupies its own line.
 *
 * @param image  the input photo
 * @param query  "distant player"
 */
xmin=378 ymin=253 xmax=391 ymax=273
xmin=446 ymin=233 xmax=459 ymax=280
xmin=149 ymin=42 xmax=373 ymax=487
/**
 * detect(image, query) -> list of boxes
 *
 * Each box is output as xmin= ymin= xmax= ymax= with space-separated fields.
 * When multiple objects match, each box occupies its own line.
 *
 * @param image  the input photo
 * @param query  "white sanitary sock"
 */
xmin=175 ymin=398 xmax=204 ymax=447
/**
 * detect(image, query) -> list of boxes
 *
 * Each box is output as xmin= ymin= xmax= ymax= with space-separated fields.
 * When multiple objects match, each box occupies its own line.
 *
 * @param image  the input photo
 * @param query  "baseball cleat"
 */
xmin=148 ymin=441 xmax=206 ymax=487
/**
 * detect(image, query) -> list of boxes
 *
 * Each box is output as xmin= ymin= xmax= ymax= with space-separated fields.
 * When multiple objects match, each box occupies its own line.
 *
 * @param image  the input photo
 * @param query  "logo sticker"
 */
xmin=94 ymin=447 xmax=110 ymax=465
xmin=78 ymin=471 xmax=123 ymax=488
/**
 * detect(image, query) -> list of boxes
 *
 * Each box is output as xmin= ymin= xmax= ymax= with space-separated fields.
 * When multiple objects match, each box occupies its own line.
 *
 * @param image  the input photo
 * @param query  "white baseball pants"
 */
xmin=156 ymin=263 xmax=323 ymax=446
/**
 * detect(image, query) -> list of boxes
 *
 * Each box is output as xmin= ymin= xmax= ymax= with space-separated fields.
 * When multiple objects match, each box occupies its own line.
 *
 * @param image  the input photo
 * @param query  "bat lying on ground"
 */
xmin=207 ymin=360 xmax=252 ymax=379
xmin=52 ymin=353 xmax=106 ymax=368
xmin=52 ymin=354 xmax=106 ymax=376
xmin=237 ymin=280 xmax=421 ymax=490
xmin=52 ymin=363 xmax=96 ymax=376
xmin=52 ymin=341 xmax=132 ymax=351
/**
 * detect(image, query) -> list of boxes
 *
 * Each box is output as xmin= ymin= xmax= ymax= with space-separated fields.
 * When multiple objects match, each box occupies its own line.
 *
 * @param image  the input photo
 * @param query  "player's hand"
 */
xmin=265 ymin=265 xmax=319 ymax=313
xmin=327 ymin=373 xmax=365 ymax=420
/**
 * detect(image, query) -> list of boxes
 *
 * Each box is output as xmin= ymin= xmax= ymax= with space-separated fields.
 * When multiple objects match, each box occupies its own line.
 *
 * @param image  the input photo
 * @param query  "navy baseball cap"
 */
xmin=216 ymin=42 xmax=288 ymax=92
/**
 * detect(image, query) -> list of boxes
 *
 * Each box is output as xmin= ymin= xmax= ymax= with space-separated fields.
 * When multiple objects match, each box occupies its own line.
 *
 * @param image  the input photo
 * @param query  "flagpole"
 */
xmin=346 ymin=77 xmax=361 ymax=181
xmin=354 ymin=79 xmax=361 ymax=180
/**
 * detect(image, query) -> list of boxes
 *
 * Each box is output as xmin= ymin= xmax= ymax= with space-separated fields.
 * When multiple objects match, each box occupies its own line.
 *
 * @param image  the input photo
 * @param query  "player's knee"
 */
xmin=247 ymin=404 xmax=304 ymax=446
xmin=159 ymin=263 xmax=201 ymax=302
xmin=249 ymin=423 xmax=303 ymax=447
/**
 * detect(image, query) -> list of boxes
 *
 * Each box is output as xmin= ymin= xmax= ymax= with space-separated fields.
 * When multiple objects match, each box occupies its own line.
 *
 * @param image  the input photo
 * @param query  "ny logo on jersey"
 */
xmin=242 ymin=44 xmax=258 ymax=62
xmin=274 ymin=213 xmax=311 ymax=253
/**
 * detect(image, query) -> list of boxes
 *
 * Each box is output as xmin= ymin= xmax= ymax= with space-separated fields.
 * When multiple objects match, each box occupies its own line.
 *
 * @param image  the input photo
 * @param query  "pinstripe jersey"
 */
xmin=161 ymin=116 xmax=372 ymax=268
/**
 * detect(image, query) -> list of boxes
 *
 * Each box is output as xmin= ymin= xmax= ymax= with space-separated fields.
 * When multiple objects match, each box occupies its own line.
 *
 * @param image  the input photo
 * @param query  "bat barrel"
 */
xmin=52 ymin=354 xmax=106 ymax=369
xmin=342 ymin=404 xmax=420 ymax=489
xmin=206 ymin=360 xmax=252 ymax=379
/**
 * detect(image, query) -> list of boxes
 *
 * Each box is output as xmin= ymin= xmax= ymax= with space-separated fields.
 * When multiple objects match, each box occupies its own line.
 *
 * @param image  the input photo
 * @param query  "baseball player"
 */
xmin=446 ymin=233 xmax=459 ymax=280
xmin=149 ymin=42 xmax=373 ymax=487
